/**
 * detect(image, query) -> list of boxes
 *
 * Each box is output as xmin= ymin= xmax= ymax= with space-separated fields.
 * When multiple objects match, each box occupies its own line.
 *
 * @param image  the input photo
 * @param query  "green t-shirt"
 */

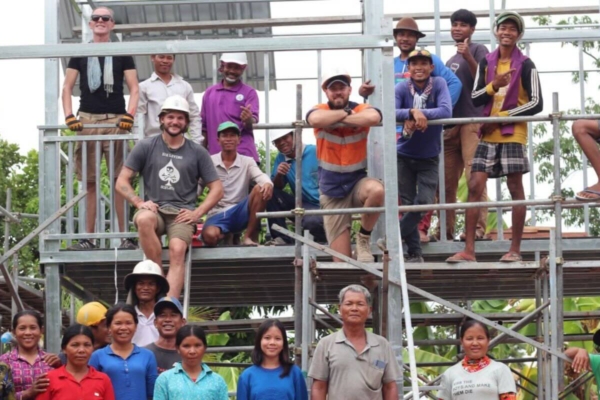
xmin=590 ymin=354 xmax=600 ymax=392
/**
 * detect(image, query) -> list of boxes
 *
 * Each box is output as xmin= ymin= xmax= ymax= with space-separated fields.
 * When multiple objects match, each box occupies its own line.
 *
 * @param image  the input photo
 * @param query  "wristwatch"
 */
xmin=343 ymin=106 xmax=353 ymax=115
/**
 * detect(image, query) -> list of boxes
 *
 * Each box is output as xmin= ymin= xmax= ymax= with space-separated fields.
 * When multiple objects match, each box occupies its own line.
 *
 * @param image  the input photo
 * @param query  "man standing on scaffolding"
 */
xmin=307 ymin=69 xmax=384 ymax=263
xmin=359 ymin=17 xmax=462 ymax=244
xmin=447 ymin=11 xmax=543 ymax=263
xmin=309 ymin=285 xmax=400 ymax=400
xmin=62 ymin=6 xmax=140 ymax=250
xmin=395 ymin=49 xmax=452 ymax=263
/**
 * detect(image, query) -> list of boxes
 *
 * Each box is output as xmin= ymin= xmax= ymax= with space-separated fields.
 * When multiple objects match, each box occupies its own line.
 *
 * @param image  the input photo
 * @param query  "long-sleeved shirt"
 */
xmin=395 ymin=77 xmax=453 ymax=159
xmin=89 ymin=345 xmax=157 ymax=400
xmin=207 ymin=152 xmax=272 ymax=217
xmin=395 ymin=54 xmax=462 ymax=106
xmin=0 ymin=348 xmax=53 ymax=400
xmin=138 ymin=73 xmax=202 ymax=144
xmin=153 ymin=363 xmax=228 ymax=400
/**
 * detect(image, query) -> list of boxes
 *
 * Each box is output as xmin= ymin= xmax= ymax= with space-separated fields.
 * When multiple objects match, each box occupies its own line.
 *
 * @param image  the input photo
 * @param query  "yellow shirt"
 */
xmin=482 ymin=59 xmax=528 ymax=145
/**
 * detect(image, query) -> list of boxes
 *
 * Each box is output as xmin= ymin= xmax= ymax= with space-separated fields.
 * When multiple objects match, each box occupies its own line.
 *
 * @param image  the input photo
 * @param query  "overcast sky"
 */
xmin=0 ymin=0 xmax=599 ymax=223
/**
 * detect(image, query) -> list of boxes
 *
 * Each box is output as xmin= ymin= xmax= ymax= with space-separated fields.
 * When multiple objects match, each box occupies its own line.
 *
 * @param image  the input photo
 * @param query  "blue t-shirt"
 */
xmin=89 ymin=344 xmax=158 ymax=400
xmin=271 ymin=145 xmax=320 ymax=206
xmin=395 ymin=77 xmax=453 ymax=159
xmin=236 ymin=365 xmax=308 ymax=400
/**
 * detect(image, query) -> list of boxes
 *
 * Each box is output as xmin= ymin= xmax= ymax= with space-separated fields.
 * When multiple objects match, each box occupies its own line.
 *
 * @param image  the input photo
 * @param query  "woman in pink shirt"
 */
xmin=0 ymin=311 xmax=55 ymax=400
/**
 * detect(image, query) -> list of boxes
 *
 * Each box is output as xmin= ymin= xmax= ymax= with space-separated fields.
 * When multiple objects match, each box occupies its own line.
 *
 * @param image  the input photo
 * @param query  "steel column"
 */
xmin=301 ymin=231 xmax=313 ymax=377
xmin=293 ymin=84 xmax=303 ymax=367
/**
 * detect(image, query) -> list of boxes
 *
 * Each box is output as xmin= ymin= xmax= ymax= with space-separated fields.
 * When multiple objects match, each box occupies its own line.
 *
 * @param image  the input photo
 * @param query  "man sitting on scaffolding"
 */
xmin=306 ymin=69 xmax=384 ymax=263
xmin=447 ymin=11 xmax=543 ymax=263
xmin=62 ymin=6 xmax=139 ymax=251
xmin=116 ymin=95 xmax=223 ymax=299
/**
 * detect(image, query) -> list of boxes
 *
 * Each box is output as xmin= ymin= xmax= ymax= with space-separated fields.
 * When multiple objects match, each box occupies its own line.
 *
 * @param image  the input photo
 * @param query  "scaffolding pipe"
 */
xmin=293 ymin=84 xmax=303 ymax=367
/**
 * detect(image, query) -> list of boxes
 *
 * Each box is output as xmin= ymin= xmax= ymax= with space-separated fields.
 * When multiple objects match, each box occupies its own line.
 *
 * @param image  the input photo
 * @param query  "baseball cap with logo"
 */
xmin=154 ymin=296 xmax=184 ymax=316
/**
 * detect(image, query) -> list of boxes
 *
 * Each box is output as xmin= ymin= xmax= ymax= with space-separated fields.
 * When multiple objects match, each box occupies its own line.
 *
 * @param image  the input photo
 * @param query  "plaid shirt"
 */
xmin=0 ymin=348 xmax=53 ymax=400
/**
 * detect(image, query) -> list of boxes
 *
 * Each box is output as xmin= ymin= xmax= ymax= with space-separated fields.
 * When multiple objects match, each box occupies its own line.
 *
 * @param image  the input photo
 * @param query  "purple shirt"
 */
xmin=0 ymin=348 xmax=53 ymax=400
xmin=201 ymin=80 xmax=260 ymax=162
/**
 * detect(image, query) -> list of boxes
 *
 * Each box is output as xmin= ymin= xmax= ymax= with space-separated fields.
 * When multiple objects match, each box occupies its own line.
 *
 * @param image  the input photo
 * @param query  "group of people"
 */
xmin=7 ymin=283 xmax=600 ymax=400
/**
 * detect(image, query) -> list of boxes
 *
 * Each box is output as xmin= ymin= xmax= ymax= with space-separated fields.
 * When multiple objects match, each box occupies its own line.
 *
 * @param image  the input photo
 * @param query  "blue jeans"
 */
xmin=267 ymin=188 xmax=326 ymax=243
xmin=397 ymin=155 xmax=439 ymax=255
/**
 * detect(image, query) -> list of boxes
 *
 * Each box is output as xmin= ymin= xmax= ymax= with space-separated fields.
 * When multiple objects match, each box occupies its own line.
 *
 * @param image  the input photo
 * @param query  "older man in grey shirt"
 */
xmin=309 ymin=284 xmax=401 ymax=400
xmin=138 ymin=54 xmax=202 ymax=144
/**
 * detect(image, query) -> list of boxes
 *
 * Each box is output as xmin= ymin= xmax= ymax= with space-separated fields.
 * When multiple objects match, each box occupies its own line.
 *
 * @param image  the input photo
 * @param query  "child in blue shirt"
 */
xmin=237 ymin=319 xmax=307 ymax=400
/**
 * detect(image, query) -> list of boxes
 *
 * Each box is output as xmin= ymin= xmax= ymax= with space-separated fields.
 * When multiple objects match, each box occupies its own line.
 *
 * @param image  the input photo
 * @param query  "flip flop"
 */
xmin=446 ymin=252 xmax=477 ymax=264
xmin=575 ymin=188 xmax=600 ymax=202
xmin=499 ymin=252 xmax=523 ymax=263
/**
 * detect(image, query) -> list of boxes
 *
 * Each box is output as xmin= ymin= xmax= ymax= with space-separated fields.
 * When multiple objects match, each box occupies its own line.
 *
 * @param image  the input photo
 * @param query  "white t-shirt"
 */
xmin=438 ymin=359 xmax=516 ymax=400
xmin=131 ymin=306 xmax=159 ymax=347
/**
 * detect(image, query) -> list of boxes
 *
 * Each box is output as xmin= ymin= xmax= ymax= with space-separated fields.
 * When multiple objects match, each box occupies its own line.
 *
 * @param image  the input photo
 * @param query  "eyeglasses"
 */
xmin=91 ymin=15 xmax=113 ymax=22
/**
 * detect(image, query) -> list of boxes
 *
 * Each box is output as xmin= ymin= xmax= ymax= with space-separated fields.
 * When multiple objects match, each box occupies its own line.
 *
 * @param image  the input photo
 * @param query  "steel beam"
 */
xmin=271 ymin=225 xmax=573 ymax=363
xmin=0 ymin=35 xmax=391 ymax=60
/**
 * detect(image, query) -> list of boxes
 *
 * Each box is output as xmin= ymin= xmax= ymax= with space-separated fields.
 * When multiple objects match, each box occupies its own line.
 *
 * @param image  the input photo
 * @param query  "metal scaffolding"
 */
xmin=0 ymin=0 xmax=598 ymax=398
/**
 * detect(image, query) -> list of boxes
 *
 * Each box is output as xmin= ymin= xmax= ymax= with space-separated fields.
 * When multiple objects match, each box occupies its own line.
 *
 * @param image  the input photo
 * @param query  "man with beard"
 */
xmin=395 ymin=50 xmax=452 ymax=263
xmin=138 ymin=54 xmax=201 ymax=144
xmin=202 ymin=122 xmax=273 ymax=246
xmin=116 ymin=96 xmax=223 ymax=298
xmin=201 ymin=53 xmax=260 ymax=163
xmin=447 ymin=11 xmax=543 ymax=263
xmin=266 ymin=129 xmax=326 ymax=244
xmin=306 ymin=69 xmax=384 ymax=263
xmin=144 ymin=297 xmax=186 ymax=374
xmin=62 ymin=6 xmax=139 ymax=250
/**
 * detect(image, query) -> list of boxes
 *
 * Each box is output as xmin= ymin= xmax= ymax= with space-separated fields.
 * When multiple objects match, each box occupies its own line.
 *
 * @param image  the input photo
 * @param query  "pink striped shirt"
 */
xmin=0 ymin=348 xmax=53 ymax=400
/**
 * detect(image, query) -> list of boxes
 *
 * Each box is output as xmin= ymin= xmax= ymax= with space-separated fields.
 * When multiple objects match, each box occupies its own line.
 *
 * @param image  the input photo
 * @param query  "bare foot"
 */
xmin=242 ymin=237 xmax=259 ymax=246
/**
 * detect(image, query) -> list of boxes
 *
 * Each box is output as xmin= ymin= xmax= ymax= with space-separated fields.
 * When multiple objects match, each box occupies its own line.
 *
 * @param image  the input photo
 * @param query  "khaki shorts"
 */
xmin=133 ymin=207 xmax=196 ymax=245
xmin=75 ymin=112 xmax=128 ymax=182
xmin=320 ymin=177 xmax=382 ymax=243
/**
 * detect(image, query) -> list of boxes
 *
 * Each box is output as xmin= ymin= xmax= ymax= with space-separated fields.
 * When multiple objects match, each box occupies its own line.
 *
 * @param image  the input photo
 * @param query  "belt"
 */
xmin=78 ymin=111 xmax=121 ymax=121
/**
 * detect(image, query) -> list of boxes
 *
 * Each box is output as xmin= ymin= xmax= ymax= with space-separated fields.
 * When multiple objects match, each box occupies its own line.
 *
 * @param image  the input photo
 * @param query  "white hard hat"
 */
xmin=321 ymin=68 xmax=352 ymax=91
xmin=270 ymin=129 xmax=294 ymax=143
xmin=159 ymin=95 xmax=190 ymax=118
xmin=124 ymin=260 xmax=169 ymax=294
xmin=220 ymin=52 xmax=248 ymax=66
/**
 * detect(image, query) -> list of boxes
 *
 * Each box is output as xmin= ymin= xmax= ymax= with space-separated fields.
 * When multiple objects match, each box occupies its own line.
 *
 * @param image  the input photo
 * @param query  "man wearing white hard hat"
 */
xmin=138 ymin=53 xmax=202 ymax=144
xmin=266 ymin=129 xmax=325 ymax=244
xmin=200 ymin=53 xmax=260 ymax=163
xmin=117 ymin=95 xmax=224 ymax=299
xmin=123 ymin=260 xmax=169 ymax=346
xmin=306 ymin=69 xmax=384 ymax=263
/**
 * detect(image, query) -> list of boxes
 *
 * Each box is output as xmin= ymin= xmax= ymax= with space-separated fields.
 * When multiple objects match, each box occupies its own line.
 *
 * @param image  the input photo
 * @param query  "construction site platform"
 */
xmin=48 ymin=237 xmax=600 ymax=307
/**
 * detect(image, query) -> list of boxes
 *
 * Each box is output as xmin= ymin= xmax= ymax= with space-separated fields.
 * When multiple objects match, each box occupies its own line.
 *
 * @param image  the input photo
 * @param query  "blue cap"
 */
xmin=154 ymin=296 xmax=184 ymax=316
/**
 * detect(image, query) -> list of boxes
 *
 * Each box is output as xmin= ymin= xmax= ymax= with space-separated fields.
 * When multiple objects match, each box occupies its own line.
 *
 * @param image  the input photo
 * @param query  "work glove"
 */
xmin=65 ymin=114 xmax=83 ymax=131
xmin=117 ymin=113 xmax=134 ymax=131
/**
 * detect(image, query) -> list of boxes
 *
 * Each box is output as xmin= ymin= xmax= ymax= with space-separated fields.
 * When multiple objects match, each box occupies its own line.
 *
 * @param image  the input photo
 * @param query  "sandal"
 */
xmin=499 ymin=252 xmax=522 ymax=263
xmin=446 ymin=252 xmax=477 ymax=263
xmin=576 ymin=188 xmax=600 ymax=202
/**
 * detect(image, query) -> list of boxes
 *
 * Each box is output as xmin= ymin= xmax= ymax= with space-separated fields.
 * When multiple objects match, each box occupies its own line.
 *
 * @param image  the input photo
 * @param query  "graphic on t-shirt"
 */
xmin=450 ymin=63 xmax=460 ymax=73
xmin=493 ymin=86 xmax=508 ymax=113
xmin=159 ymin=160 xmax=180 ymax=190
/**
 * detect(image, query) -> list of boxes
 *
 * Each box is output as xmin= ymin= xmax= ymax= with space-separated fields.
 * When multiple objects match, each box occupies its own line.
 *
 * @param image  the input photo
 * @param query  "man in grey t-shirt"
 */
xmin=144 ymin=296 xmax=185 ymax=374
xmin=436 ymin=8 xmax=490 ymax=241
xmin=309 ymin=285 xmax=400 ymax=400
xmin=117 ymin=95 xmax=224 ymax=299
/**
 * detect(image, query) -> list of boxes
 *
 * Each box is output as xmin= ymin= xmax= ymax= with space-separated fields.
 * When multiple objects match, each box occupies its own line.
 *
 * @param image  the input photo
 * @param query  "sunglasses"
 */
xmin=91 ymin=15 xmax=113 ymax=22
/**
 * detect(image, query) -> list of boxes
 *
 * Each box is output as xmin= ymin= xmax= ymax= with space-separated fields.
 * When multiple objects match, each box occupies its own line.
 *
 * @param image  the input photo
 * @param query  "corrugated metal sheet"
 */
xmin=58 ymin=0 xmax=276 ymax=93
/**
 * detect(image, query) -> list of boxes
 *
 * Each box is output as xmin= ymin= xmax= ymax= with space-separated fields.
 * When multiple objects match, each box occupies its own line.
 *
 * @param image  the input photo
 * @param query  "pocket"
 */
xmin=364 ymin=364 xmax=385 ymax=391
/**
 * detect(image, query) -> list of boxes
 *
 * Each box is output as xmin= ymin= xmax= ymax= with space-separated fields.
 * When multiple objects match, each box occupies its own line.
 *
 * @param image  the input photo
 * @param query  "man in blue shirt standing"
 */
xmin=266 ymin=129 xmax=326 ymax=244
xmin=395 ymin=50 xmax=452 ymax=262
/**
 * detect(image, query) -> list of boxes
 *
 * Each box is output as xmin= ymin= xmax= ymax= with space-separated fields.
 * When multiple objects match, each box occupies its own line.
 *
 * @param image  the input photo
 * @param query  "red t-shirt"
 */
xmin=35 ymin=365 xmax=115 ymax=400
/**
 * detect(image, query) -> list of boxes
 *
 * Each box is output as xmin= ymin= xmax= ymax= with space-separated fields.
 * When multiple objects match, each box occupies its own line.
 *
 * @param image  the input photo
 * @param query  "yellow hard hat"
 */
xmin=76 ymin=302 xmax=108 ymax=326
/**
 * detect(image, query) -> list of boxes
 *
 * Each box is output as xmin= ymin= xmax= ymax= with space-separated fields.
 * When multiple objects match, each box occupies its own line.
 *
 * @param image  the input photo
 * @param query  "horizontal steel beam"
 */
xmin=419 ymin=28 xmax=600 ymax=46
xmin=76 ymin=0 xmax=328 ymax=4
xmin=73 ymin=16 xmax=362 ymax=34
xmin=395 ymin=6 xmax=600 ymax=20
xmin=0 ymin=35 xmax=391 ymax=60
